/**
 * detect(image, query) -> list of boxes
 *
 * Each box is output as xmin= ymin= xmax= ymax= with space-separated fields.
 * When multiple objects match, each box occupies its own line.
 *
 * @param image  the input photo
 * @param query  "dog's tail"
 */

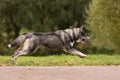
xmin=8 ymin=33 xmax=29 ymax=48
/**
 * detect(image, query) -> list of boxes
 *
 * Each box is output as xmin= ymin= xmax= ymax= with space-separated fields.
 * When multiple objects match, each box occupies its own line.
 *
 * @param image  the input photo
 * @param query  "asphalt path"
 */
xmin=0 ymin=66 xmax=120 ymax=80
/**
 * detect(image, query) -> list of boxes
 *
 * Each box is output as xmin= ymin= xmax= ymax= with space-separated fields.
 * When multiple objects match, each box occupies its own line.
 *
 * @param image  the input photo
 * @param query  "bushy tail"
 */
xmin=8 ymin=34 xmax=27 ymax=48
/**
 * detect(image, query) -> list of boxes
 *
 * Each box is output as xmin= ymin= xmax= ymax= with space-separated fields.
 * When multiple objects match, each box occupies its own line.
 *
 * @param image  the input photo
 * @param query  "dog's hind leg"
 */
xmin=12 ymin=39 xmax=36 ymax=62
xmin=12 ymin=47 xmax=23 ymax=58
xmin=12 ymin=49 xmax=30 ymax=63
xmin=12 ymin=48 xmax=36 ymax=63
xmin=63 ymin=48 xmax=87 ymax=58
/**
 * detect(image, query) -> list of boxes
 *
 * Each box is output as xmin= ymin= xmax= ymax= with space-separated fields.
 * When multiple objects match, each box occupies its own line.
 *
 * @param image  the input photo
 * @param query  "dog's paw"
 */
xmin=78 ymin=54 xmax=87 ymax=58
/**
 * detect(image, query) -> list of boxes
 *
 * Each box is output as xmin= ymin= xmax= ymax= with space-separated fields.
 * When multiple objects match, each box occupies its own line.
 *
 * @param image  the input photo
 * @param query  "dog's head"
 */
xmin=76 ymin=26 xmax=89 ymax=43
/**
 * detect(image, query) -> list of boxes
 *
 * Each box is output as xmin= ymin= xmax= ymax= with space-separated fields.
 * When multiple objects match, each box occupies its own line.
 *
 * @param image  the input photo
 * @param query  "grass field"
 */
xmin=0 ymin=54 xmax=120 ymax=66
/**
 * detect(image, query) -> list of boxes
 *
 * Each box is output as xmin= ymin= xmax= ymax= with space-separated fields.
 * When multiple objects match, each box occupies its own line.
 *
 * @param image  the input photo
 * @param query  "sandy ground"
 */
xmin=0 ymin=66 xmax=120 ymax=80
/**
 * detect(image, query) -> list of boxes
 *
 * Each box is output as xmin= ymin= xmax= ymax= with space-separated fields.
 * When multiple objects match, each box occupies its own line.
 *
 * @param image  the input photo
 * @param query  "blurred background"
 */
xmin=0 ymin=0 xmax=120 ymax=55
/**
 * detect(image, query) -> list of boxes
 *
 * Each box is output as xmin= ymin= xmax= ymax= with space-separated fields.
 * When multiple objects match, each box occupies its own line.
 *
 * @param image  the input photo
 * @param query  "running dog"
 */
xmin=8 ymin=26 xmax=89 ymax=62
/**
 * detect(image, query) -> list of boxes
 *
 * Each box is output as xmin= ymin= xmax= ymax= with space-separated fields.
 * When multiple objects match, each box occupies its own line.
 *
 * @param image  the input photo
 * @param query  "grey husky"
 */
xmin=8 ymin=26 xmax=89 ymax=62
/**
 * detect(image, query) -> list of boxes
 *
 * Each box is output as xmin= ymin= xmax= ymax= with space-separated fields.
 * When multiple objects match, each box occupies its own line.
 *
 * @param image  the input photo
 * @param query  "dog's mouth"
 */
xmin=76 ymin=36 xmax=89 ymax=43
xmin=81 ymin=36 xmax=89 ymax=43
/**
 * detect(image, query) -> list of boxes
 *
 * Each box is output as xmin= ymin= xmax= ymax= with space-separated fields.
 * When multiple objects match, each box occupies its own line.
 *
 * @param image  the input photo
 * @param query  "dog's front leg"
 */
xmin=63 ymin=48 xmax=87 ymax=58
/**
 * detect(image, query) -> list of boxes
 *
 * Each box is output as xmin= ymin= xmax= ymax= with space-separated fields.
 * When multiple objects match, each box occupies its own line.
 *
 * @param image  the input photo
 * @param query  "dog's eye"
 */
xmin=82 ymin=32 xmax=85 ymax=35
xmin=80 ymin=31 xmax=85 ymax=36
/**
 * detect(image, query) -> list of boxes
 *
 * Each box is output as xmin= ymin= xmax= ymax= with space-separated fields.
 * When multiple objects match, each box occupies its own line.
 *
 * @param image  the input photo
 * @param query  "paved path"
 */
xmin=0 ymin=66 xmax=120 ymax=80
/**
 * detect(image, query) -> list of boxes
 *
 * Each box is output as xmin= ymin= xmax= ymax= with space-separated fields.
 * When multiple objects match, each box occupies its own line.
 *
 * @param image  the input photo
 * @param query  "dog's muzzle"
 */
xmin=81 ymin=36 xmax=89 ymax=43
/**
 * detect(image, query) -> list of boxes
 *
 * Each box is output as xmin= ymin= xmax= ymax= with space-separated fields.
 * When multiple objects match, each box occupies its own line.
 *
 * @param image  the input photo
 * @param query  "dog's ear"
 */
xmin=80 ymin=25 xmax=85 ymax=31
xmin=80 ymin=25 xmax=85 ymax=29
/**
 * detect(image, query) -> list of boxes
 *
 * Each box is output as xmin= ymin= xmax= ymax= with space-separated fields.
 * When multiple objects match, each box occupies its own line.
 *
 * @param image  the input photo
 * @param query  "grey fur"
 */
xmin=8 ymin=27 xmax=89 ymax=62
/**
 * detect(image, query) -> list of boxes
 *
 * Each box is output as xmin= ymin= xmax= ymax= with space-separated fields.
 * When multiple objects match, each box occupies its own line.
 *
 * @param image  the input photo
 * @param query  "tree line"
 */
xmin=86 ymin=0 xmax=120 ymax=53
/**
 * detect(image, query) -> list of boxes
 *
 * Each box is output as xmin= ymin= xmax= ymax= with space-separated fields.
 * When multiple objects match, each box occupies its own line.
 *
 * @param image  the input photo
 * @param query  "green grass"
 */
xmin=0 ymin=54 xmax=120 ymax=66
